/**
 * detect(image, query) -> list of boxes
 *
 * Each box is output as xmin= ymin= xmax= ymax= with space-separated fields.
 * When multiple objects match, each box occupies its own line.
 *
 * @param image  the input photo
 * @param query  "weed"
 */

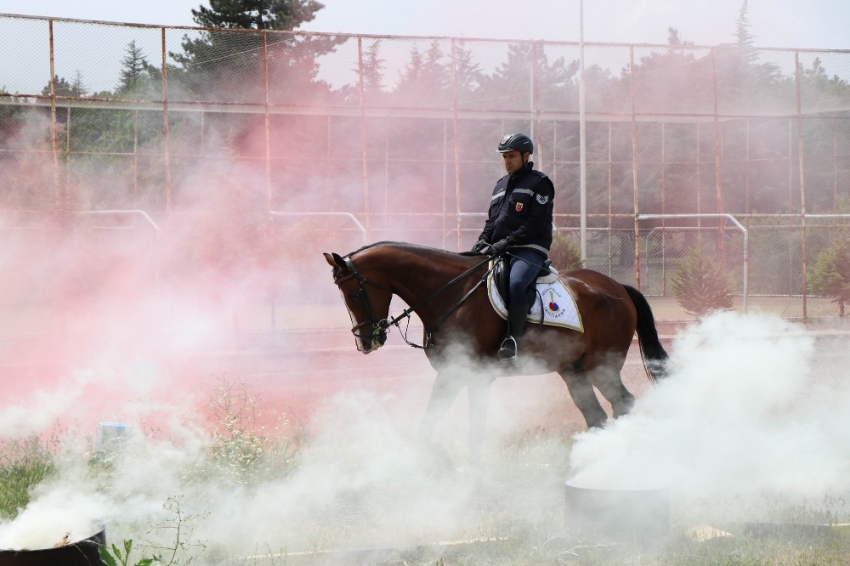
xmin=0 ymin=434 xmax=58 ymax=519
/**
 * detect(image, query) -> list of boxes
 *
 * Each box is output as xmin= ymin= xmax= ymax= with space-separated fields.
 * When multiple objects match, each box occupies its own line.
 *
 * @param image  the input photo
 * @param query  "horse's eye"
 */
xmin=349 ymin=292 xmax=361 ymax=302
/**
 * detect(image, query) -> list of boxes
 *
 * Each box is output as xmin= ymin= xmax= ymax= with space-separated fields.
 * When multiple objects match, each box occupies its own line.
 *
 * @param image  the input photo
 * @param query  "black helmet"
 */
xmin=497 ymin=133 xmax=534 ymax=154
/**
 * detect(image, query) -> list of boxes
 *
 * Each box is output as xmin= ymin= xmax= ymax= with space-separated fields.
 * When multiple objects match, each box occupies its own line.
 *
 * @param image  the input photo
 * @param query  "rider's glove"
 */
xmin=471 ymin=239 xmax=488 ymax=254
xmin=489 ymin=238 xmax=511 ymax=256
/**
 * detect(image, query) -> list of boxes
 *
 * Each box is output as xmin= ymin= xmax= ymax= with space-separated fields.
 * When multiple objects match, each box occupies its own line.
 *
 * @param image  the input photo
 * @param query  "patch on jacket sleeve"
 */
xmin=536 ymin=193 xmax=549 ymax=205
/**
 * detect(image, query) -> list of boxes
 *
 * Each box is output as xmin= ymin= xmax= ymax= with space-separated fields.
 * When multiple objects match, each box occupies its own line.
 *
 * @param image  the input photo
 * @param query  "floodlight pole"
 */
xmin=578 ymin=0 xmax=588 ymax=266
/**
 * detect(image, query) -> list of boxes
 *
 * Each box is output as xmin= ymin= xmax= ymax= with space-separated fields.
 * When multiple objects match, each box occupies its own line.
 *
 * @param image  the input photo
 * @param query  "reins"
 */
xmin=334 ymin=253 xmax=495 ymax=350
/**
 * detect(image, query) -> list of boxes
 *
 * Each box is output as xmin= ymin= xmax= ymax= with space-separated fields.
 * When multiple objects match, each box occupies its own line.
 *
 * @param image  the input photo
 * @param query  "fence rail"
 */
xmin=2 ymin=13 xmax=850 ymax=323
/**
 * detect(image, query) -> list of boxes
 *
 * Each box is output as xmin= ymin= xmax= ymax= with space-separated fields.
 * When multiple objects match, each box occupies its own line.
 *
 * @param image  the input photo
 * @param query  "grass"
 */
xmin=2 ymin=380 xmax=850 ymax=565
xmin=0 ymin=434 xmax=57 ymax=519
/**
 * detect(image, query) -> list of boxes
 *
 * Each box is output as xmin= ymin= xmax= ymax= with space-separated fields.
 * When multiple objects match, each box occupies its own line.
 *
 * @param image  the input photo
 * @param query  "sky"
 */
xmin=0 ymin=0 xmax=849 ymax=50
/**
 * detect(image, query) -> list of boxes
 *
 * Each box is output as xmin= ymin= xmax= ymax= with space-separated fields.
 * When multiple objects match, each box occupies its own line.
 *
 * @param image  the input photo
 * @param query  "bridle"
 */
xmin=332 ymin=253 xmax=495 ymax=350
xmin=333 ymin=257 xmax=392 ymax=350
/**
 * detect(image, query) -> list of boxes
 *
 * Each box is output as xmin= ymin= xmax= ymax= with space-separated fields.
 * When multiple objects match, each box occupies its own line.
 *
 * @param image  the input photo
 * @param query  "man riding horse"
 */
xmin=471 ymin=133 xmax=554 ymax=362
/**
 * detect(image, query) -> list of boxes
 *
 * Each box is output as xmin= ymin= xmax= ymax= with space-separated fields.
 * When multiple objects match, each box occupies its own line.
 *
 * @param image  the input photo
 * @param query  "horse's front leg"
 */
xmin=418 ymin=370 xmax=465 ymax=445
xmin=467 ymin=374 xmax=493 ymax=467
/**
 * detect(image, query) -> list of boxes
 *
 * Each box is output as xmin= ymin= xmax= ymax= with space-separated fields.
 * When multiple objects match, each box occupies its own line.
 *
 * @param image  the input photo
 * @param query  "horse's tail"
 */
xmin=623 ymin=285 xmax=669 ymax=383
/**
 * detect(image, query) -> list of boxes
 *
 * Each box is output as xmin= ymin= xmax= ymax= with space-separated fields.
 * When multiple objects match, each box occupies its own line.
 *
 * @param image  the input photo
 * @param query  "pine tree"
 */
xmin=808 ymin=236 xmax=850 ymax=318
xmin=452 ymin=40 xmax=482 ymax=94
xmin=117 ymin=41 xmax=153 ymax=93
xmin=734 ymin=0 xmax=755 ymax=48
xmin=671 ymin=246 xmax=733 ymax=317
xmin=361 ymin=40 xmax=385 ymax=96
xmin=191 ymin=0 xmax=323 ymax=30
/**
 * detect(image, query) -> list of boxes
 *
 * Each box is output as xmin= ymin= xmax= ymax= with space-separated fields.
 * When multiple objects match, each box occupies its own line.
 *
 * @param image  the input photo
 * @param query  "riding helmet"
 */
xmin=497 ymin=132 xmax=534 ymax=154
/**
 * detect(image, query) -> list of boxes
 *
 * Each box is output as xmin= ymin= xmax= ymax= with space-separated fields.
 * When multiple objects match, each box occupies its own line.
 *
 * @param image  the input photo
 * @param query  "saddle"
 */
xmin=493 ymin=256 xmax=557 ymax=308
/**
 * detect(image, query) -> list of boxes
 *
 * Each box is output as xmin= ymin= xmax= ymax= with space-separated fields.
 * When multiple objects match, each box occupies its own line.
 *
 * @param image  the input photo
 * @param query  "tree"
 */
xmin=117 ymin=41 xmax=159 ymax=95
xmin=360 ymin=39 xmax=385 ymax=97
xmin=808 ymin=236 xmax=850 ymax=318
xmin=190 ymin=0 xmax=323 ymax=30
xmin=671 ymin=246 xmax=733 ymax=317
xmin=172 ymin=0 xmax=339 ymax=105
xmin=548 ymin=232 xmax=583 ymax=271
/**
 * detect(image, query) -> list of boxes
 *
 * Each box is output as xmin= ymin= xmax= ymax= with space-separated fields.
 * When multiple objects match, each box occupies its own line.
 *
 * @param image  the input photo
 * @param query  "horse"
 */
xmin=324 ymin=242 xmax=668 ymax=465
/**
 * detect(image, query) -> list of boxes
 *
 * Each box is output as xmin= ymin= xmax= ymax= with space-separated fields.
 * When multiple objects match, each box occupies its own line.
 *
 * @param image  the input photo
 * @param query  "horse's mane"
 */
xmin=345 ymin=241 xmax=480 ymax=260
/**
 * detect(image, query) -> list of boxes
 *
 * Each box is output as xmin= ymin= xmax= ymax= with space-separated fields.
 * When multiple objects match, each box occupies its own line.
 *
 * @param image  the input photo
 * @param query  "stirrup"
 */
xmin=497 ymin=336 xmax=517 ymax=362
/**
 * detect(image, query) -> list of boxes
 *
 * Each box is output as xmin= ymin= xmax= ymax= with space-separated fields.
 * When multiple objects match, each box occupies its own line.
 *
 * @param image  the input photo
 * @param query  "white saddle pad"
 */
xmin=487 ymin=263 xmax=584 ymax=332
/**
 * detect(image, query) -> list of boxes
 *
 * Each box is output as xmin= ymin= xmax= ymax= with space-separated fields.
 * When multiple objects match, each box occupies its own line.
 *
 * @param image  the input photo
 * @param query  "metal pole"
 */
xmin=745 ymin=120 xmax=750 ymax=222
xmin=442 ymin=119 xmax=448 ymax=249
xmin=629 ymin=46 xmax=640 ymax=289
xmin=608 ymin=121 xmax=614 ymax=277
xmin=384 ymin=117 xmax=390 ymax=239
xmin=788 ymin=119 xmax=793 ymax=295
xmin=48 ymin=19 xmax=60 ymax=206
xmin=696 ymin=123 xmax=702 ymax=248
xmin=356 ymin=36 xmax=371 ymax=240
xmin=532 ymin=41 xmax=543 ymax=171
xmin=579 ymin=0 xmax=588 ymax=266
xmin=161 ymin=27 xmax=172 ymax=214
xmin=133 ymin=110 xmax=139 ymax=208
xmin=262 ymin=30 xmax=272 ymax=211
xmin=451 ymin=38 xmax=463 ymax=252
xmin=64 ymin=105 xmax=70 ymax=191
xmin=795 ymin=50 xmax=808 ymax=322
xmin=661 ymin=122 xmax=667 ymax=296
xmin=711 ymin=48 xmax=725 ymax=268
xmin=833 ymin=119 xmax=838 ymax=229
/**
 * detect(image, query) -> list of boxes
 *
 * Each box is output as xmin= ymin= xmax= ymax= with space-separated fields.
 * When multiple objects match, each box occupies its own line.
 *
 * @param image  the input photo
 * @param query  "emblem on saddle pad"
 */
xmin=515 ymin=202 xmax=524 ymax=212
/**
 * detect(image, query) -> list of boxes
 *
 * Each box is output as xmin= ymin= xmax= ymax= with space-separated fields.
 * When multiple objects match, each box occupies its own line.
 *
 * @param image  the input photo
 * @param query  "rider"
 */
xmin=471 ymin=133 xmax=554 ymax=362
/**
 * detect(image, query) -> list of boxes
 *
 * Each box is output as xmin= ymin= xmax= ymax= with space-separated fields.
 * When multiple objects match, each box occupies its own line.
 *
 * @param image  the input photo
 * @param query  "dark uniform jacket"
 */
xmin=477 ymin=161 xmax=554 ymax=256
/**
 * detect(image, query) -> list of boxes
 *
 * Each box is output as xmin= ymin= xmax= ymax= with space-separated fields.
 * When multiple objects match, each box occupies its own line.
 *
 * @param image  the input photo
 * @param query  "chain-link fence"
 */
xmin=2 ymin=13 xmax=850 ymax=331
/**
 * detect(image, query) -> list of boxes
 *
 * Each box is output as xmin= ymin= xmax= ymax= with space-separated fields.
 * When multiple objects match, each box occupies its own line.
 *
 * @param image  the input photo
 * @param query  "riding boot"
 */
xmin=498 ymin=303 xmax=529 ymax=362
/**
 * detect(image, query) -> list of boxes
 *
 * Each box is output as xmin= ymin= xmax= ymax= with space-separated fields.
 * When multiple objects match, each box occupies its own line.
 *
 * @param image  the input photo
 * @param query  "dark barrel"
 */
xmin=564 ymin=483 xmax=669 ymax=542
xmin=0 ymin=528 xmax=105 ymax=566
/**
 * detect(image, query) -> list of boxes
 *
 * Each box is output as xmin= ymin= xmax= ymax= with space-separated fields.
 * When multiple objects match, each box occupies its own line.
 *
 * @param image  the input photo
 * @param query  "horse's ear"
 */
xmin=323 ymin=252 xmax=349 ymax=272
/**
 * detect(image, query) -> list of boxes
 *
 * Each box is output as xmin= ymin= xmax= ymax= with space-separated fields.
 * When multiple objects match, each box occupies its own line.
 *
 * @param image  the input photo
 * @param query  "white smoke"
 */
xmin=569 ymin=311 xmax=850 ymax=502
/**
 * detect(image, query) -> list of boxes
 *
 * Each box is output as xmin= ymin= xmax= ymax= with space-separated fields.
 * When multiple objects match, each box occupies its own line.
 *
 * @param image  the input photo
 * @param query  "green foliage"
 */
xmin=0 ymin=435 xmax=56 ymax=519
xmin=99 ymin=540 xmax=154 ymax=566
xmin=671 ymin=246 xmax=733 ymax=317
xmin=808 ymin=235 xmax=850 ymax=317
xmin=190 ymin=0 xmax=324 ymax=30
xmin=548 ymin=232 xmax=583 ymax=271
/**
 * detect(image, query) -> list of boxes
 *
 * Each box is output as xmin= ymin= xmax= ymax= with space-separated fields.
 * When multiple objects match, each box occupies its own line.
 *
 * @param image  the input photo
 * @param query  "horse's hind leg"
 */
xmin=585 ymin=355 xmax=635 ymax=419
xmin=558 ymin=358 xmax=608 ymax=429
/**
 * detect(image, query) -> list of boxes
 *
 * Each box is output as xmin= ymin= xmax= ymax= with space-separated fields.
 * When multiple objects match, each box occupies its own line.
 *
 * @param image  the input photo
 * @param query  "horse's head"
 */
xmin=324 ymin=251 xmax=392 ymax=354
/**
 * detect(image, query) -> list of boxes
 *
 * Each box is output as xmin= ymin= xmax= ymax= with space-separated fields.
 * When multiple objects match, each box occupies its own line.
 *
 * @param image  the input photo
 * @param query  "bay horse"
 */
xmin=324 ymin=242 xmax=668 ymax=465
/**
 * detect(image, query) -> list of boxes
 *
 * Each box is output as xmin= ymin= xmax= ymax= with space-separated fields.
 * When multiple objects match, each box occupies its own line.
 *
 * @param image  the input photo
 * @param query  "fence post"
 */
xmin=48 ymin=19 xmax=61 ymax=208
xmin=451 ymin=38 xmax=463 ymax=252
xmin=795 ymin=50 xmax=808 ymax=322
xmin=262 ymin=30 xmax=272 ymax=211
xmin=661 ymin=122 xmax=667 ymax=296
xmin=356 ymin=36 xmax=371 ymax=241
xmin=532 ymin=41 xmax=543 ymax=171
xmin=161 ymin=27 xmax=172 ymax=214
xmin=711 ymin=48 xmax=726 ymax=268
xmin=629 ymin=46 xmax=641 ymax=290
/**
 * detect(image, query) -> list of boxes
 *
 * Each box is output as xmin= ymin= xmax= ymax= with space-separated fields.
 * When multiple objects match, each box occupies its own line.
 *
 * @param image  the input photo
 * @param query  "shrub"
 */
xmin=808 ymin=235 xmax=850 ymax=318
xmin=548 ymin=231 xmax=583 ymax=271
xmin=671 ymin=246 xmax=733 ymax=317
